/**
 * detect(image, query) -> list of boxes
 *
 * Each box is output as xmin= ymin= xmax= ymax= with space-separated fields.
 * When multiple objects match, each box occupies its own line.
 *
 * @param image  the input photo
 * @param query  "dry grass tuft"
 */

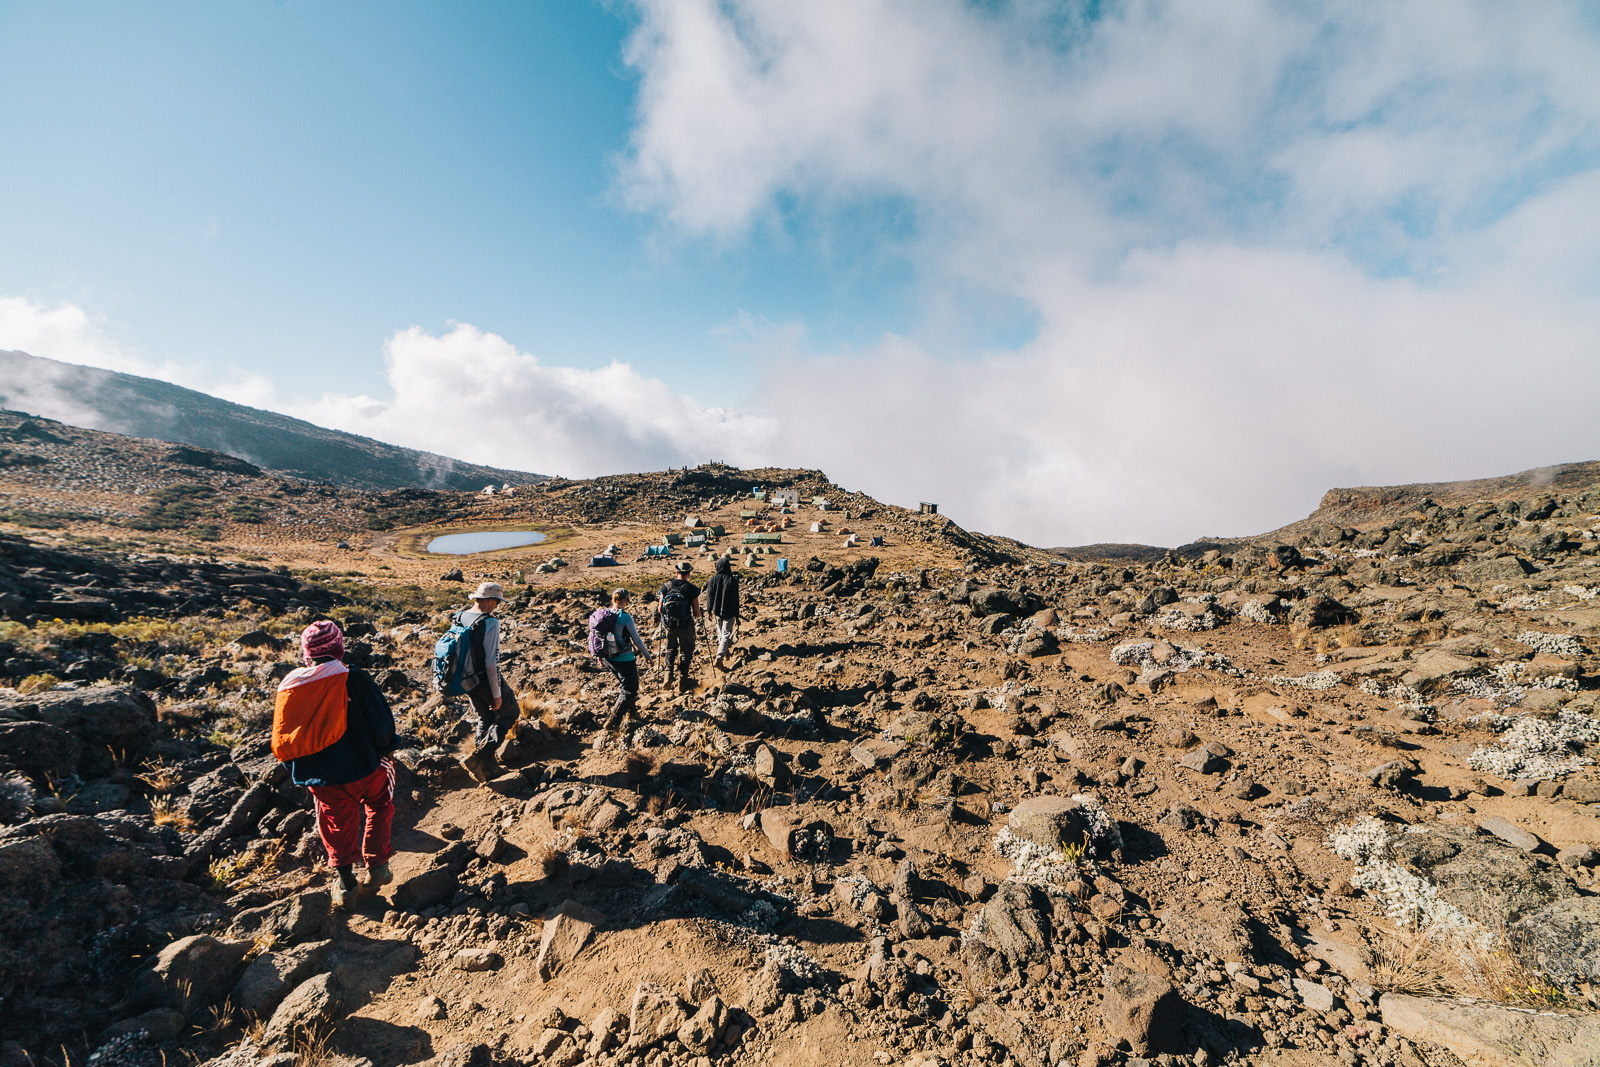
xmin=198 ymin=998 xmax=239 ymax=1035
xmin=136 ymin=758 xmax=183 ymax=794
xmin=1365 ymin=918 xmax=1575 ymax=1009
xmin=623 ymin=749 xmax=658 ymax=783
xmin=1365 ymin=926 xmax=1453 ymax=997
xmin=16 ymin=672 xmax=61 ymax=694
xmin=149 ymin=796 xmax=195 ymax=832
xmin=291 ymin=1019 xmax=336 ymax=1067
xmin=207 ymin=840 xmax=284 ymax=892
xmin=1459 ymin=919 xmax=1574 ymax=1009
xmin=531 ymin=838 xmax=568 ymax=879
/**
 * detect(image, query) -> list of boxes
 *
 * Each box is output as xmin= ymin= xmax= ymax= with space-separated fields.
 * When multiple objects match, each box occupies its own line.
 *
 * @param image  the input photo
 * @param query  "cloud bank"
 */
xmin=294 ymin=323 xmax=775 ymax=479
xmin=618 ymin=0 xmax=1600 ymax=544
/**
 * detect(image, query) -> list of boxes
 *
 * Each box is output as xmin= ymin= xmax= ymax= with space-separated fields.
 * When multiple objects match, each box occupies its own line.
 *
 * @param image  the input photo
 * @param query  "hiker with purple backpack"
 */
xmin=589 ymin=588 xmax=653 ymax=728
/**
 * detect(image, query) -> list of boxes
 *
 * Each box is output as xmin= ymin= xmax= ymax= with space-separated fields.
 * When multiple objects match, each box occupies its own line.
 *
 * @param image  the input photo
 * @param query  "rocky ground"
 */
xmin=1 ymin=424 xmax=1598 ymax=1067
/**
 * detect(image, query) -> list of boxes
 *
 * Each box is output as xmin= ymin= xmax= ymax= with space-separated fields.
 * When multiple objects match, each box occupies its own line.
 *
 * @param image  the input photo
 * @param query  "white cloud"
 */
xmin=0 ymin=294 xmax=285 ymax=428
xmin=291 ymin=322 xmax=776 ymax=478
xmin=619 ymin=0 xmax=1600 ymax=545
xmin=0 ymin=296 xmax=144 ymax=376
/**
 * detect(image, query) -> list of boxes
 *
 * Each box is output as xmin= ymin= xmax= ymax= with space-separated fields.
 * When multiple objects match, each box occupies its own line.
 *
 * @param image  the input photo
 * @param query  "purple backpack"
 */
xmin=587 ymin=608 xmax=619 ymax=658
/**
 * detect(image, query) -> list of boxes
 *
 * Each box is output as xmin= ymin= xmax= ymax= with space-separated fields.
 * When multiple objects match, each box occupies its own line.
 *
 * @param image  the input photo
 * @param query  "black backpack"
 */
xmin=660 ymin=584 xmax=693 ymax=629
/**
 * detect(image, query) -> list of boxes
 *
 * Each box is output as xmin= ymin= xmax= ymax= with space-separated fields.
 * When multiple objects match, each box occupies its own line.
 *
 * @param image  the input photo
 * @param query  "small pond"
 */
xmin=426 ymin=529 xmax=547 ymax=555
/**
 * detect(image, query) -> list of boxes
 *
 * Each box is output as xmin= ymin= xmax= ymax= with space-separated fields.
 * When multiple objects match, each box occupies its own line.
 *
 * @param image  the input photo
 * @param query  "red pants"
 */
xmin=309 ymin=758 xmax=395 ymax=869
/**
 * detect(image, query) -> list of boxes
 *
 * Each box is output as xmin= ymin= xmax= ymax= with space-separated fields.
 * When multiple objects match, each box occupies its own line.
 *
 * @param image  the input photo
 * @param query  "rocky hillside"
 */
xmin=1054 ymin=461 xmax=1600 ymax=564
xmin=1262 ymin=461 xmax=1600 ymax=543
xmin=1 ymin=460 xmax=1600 ymax=1067
xmin=0 ymin=350 xmax=547 ymax=491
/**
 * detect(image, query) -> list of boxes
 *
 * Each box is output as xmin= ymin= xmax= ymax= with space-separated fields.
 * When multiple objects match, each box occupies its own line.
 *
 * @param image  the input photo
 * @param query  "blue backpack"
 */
xmin=432 ymin=614 xmax=487 ymax=696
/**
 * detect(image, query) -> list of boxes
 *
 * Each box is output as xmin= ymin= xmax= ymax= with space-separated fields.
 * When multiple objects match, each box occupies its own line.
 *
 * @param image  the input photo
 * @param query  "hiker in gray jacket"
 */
xmin=600 ymin=588 xmax=653 ymax=727
xmin=458 ymin=582 xmax=521 ymax=782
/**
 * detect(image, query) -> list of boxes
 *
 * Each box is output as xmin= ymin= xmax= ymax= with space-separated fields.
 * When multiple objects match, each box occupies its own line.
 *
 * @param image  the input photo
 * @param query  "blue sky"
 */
xmin=3 ymin=1 xmax=1599 ymax=546
xmin=0 ymin=0 xmax=891 ymax=406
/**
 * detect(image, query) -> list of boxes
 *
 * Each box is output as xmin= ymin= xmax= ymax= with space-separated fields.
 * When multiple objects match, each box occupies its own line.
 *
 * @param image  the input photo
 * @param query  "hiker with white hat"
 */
xmin=455 ymin=581 xmax=521 ymax=782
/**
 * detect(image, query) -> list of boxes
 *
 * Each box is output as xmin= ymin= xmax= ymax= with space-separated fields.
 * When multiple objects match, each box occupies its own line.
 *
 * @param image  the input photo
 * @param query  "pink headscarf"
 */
xmin=300 ymin=620 xmax=345 ymax=664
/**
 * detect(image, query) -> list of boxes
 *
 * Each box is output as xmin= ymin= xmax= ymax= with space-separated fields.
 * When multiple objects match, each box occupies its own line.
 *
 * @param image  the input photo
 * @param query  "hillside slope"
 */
xmin=1055 ymin=459 xmax=1600 ymax=560
xmin=0 ymin=349 xmax=546 ymax=491
xmin=1265 ymin=460 xmax=1600 ymax=539
xmin=2 ymin=445 xmax=1600 ymax=1067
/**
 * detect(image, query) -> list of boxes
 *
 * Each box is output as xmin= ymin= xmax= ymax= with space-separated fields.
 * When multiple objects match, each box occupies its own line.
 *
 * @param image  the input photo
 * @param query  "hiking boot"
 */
xmin=331 ymin=882 xmax=351 ymax=911
xmin=713 ymin=655 xmax=725 ymax=672
xmin=367 ymin=862 xmax=393 ymax=888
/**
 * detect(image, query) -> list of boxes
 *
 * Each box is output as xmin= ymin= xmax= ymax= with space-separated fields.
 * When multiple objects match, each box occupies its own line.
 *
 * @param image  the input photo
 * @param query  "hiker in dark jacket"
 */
xmin=704 ymin=555 xmax=743 ymax=671
xmin=274 ymin=619 xmax=398 ymax=910
xmin=657 ymin=561 xmax=703 ymax=693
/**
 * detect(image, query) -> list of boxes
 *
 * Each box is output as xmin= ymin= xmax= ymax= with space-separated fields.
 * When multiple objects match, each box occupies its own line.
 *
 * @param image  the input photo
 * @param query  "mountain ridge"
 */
xmin=0 ymin=349 xmax=547 ymax=492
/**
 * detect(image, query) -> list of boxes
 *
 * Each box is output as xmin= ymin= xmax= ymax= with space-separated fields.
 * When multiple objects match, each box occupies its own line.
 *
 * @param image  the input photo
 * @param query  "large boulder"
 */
xmin=628 ymin=980 xmax=689 ymax=1046
xmin=1512 ymin=897 xmax=1600 ymax=984
xmin=391 ymin=865 xmax=458 ymax=911
xmin=0 ymin=835 xmax=61 ymax=905
xmin=535 ymin=900 xmax=604 ymax=981
xmin=230 ymin=940 xmax=332 ymax=1017
xmin=183 ymin=782 xmax=275 ymax=863
xmin=1389 ymin=826 xmax=1574 ymax=924
xmin=1459 ymin=555 xmax=1535 ymax=582
xmin=227 ymin=890 xmax=333 ymax=946
xmin=0 ymin=720 xmax=81 ymax=779
xmin=676 ymin=994 xmax=729 ymax=1055
xmin=969 ymin=587 xmax=1033 ymax=617
xmin=1399 ymin=651 xmax=1481 ymax=691
xmin=264 ymin=972 xmax=342 ymax=1048
xmin=760 ymin=810 xmax=833 ymax=864
xmin=1006 ymin=796 xmax=1088 ymax=851
xmin=1288 ymin=595 xmax=1356 ymax=629
xmin=1381 ymin=993 xmax=1600 ymax=1067
xmin=1100 ymin=964 xmax=1184 ymax=1055
xmin=965 ymin=881 xmax=1051 ymax=972
xmin=134 ymin=935 xmax=251 ymax=1015
xmin=854 ymin=938 xmax=914 ymax=1008
xmin=0 ymin=687 xmax=158 ymax=775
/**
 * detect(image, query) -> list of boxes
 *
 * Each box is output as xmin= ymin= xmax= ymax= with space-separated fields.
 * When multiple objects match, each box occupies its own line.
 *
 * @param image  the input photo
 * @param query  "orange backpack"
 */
xmin=272 ymin=661 xmax=350 ymax=761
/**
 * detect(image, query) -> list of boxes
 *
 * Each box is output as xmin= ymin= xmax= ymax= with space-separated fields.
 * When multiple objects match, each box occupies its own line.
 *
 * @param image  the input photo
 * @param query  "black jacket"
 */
xmin=288 ymin=663 xmax=398 ymax=787
xmin=704 ymin=561 xmax=740 ymax=620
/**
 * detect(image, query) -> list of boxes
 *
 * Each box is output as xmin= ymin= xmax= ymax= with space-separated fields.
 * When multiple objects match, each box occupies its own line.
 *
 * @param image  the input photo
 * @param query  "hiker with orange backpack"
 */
xmin=273 ymin=620 xmax=398 ymax=910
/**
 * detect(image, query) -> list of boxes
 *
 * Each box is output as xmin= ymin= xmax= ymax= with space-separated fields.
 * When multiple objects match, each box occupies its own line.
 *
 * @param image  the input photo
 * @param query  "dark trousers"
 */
xmin=664 ymin=624 xmax=695 ymax=685
xmin=464 ymin=681 xmax=520 ymax=753
xmin=605 ymin=657 xmax=640 ymax=722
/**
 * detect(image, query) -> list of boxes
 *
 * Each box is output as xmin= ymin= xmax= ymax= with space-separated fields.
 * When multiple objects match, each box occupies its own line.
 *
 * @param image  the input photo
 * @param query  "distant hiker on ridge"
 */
xmin=704 ymin=555 xmax=743 ymax=671
xmin=658 ymin=560 xmax=703 ymax=693
xmin=273 ymin=620 xmax=398 ymax=910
